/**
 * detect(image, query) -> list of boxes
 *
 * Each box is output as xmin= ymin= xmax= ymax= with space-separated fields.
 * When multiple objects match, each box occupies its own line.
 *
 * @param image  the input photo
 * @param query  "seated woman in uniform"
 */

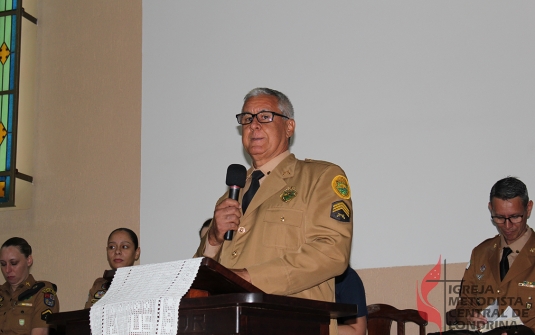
xmin=0 ymin=237 xmax=59 ymax=335
xmin=85 ymin=228 xmax=140 ymax=308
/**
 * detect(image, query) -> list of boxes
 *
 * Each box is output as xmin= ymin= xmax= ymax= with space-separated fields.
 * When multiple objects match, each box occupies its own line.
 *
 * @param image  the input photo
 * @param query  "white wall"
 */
xmin=141 ymin=1 xmax=535 ymax=269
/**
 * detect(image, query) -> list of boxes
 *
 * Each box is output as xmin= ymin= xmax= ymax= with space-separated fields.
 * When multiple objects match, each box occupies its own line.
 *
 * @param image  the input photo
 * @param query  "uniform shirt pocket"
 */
xmin=516 ymin=286 xmax=535 ymax=320
xmin=262 ymin=209 xmax=303 ymax=250
xmin=11 ymin=305 xmax=32 ymax=334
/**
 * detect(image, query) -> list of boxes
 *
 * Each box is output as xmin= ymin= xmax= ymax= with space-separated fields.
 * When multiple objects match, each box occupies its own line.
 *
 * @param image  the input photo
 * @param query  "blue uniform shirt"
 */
xmin=335 ymin=266 xmax=368 ymax=323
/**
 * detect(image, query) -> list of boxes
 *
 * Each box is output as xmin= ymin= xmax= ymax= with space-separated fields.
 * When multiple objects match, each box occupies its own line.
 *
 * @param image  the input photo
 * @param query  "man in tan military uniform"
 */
xmin=456 ymin=177 xmax=535 ymax=333
xmin=195 ymin=88 xmax=352 ymax=333
xmin=0 ymin=274 xmax=59 ymax=335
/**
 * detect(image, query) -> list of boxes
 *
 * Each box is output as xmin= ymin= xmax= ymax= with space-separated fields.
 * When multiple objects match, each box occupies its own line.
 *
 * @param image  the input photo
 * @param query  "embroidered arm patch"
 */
xmin=332 ymin=175 xmax=351 ymax=199
xmin=331 ymin=200 xmax=351 ymax=222
xmin=41 ymin=309 xmax=53 ymax=321
xmin=44 ymin=292 xmax=55 ymax=307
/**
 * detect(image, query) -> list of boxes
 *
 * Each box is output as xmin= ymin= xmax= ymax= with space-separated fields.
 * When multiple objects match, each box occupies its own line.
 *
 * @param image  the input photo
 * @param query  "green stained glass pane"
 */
xmin=0 ymin=14 xmax=12 ymax=91
xmin=0 ymin=1 xmax=17 ymax=12
xmin=0 ymin=94 xmax=10 ymax=172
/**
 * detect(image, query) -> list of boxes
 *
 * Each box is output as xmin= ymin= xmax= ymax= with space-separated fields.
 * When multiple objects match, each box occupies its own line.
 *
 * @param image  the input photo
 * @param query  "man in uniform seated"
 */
xmin=454 ymin=177 xmax=535 ymax=335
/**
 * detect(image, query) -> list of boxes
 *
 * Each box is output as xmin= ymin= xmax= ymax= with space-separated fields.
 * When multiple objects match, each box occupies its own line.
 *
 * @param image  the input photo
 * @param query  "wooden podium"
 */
xmin=48 ymin=258 xmax=357 ymax=335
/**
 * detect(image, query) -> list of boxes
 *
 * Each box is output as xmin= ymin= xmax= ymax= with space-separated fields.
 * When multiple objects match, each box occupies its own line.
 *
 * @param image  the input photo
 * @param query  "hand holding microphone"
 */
xmin=224 ymin=164 xmax=247 ymax=240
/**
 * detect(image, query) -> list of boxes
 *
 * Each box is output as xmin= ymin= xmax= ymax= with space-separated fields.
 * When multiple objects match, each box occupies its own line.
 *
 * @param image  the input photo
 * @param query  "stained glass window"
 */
xmin=0 ymin=0 xmax=36 ymax=207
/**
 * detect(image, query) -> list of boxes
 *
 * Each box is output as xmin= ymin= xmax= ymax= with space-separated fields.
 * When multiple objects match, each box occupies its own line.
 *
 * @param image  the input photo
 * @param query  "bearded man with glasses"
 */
xmin=453 ymin=177 xmax=535 ymax=335
xmin=195 ymin=87 xmax=353 ymax=335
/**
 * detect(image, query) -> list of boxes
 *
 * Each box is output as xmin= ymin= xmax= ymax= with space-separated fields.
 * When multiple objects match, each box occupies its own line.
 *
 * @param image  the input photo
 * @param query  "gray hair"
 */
xmin=244 ymin=87 xmax=294 ymax=119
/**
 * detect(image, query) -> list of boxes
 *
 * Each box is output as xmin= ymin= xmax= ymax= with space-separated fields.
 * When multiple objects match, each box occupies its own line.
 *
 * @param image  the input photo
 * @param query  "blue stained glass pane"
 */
xmin=0 ymin=175 xmax=10 ymax=203
xmin=7 ymin=94 xmax=12 ymax=129
xmin=5 ymin=132 xmax=11 ymax=169
xmin=8 ymin=55 xmax=14 ymax=90
xmin=9 ymin=15 xmax=16 ymax=90
xmin=10 ymin=15 xmax=16 ymax=47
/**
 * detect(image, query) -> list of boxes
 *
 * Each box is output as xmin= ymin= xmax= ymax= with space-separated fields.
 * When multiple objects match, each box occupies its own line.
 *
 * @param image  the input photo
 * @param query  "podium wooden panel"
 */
xmin=48 ymin=258 xmax=356 ymax=335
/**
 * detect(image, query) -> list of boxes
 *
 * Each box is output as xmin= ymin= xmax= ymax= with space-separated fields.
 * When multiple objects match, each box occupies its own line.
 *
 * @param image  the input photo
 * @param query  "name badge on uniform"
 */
xmin=17 ymin=302 xmax=33 ymax=307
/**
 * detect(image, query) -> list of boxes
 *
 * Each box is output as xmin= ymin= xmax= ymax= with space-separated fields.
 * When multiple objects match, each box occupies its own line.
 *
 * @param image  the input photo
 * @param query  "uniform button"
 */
xmin=529 ymin=296 xmax=532 ymax=300
xmin=280 ymin=217 xmax=285 ymax=222
xmin=232 ymin=251 xmax=238 ymax=257
xmin=497 ymin=290 xmax=501 ymax=293
xmin=238 ymin=227 xmax=246 ymax=234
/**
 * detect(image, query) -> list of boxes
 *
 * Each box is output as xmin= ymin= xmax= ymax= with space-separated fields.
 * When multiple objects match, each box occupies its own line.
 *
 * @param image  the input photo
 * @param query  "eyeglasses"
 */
xmin=235 ymin=111 xmax=289 ymax=125
xmin=491 ymin=215 xmax=524 ymax=225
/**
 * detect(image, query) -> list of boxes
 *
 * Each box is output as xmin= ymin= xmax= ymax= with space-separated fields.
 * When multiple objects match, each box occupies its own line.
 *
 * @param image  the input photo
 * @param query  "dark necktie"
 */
xmin=500 ymin=247 xmax=513 ymax=281
xmin=242 ymin=170 xmax=264 ymax=214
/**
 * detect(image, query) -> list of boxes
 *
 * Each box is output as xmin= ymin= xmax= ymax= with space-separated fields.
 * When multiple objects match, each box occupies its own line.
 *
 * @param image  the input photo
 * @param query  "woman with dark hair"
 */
xmin=0 ymin=237 xmax=59 ymax=335
xmin=84 ymin=228 xmax=140 ymax=308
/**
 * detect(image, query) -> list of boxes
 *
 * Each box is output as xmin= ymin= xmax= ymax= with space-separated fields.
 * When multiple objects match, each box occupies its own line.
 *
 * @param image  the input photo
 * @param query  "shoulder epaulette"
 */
xmin=17 ymin=282 xmax=57 ymax=301
xmin=304 ymin=158 xmax=332 ymax=165
xmin=18 ymin=282 xmax=45 ymax=301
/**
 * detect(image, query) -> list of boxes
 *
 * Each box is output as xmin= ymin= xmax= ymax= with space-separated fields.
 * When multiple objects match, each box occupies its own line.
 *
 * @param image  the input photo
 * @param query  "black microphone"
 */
xmin=224 ymin=164 xmax=247 ymax=240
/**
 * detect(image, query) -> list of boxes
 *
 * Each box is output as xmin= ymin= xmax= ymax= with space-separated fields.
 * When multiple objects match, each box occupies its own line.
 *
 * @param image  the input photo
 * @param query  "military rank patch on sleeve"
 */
xmin=331 ymin=200 xmax=351 ymax=222
xmin=41 ymin=309 xmax=53 ymax=321
xmin=331 ymin=175 xmax=351 ymax=199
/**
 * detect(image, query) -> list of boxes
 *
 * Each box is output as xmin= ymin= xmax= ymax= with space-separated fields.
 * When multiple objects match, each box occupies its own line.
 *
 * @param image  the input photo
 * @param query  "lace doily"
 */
xmin=90 ymin=258 xmax=203 ymax=335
